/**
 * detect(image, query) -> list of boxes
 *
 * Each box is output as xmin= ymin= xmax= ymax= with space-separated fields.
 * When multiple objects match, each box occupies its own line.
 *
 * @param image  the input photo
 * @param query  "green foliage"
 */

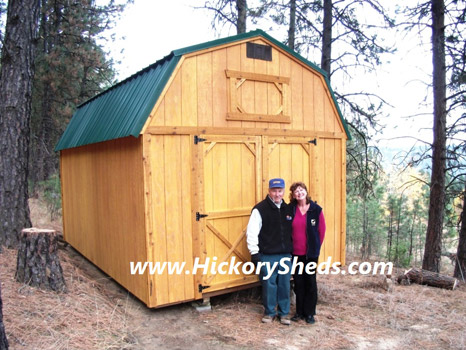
xmin=389 ymin=242 xmax=411 ymax=267
xmin=346 ymin=180 xmax=386 ymax=258
xmin=444 ymin=175 xmax=466 ymax=251
xmin=346 ymin=139 xmax=431 ymax=267
xmin=36 ymin=173 xmax=62 ymax=220
xmin=346 ymin=126 xmax=386 ymax=259
xmin=30 ymin=0 xmax=131 ymax=185
xmin=384 ymin=170 xmax=430 ymax=267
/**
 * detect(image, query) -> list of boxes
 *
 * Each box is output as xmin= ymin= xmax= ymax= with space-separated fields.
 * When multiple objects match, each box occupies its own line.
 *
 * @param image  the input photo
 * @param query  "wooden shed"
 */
xmin=56 ymin=30 xmax=351 ymax=308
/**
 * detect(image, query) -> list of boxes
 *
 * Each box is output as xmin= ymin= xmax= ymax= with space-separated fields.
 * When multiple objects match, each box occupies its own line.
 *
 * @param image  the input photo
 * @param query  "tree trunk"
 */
xmin=423 ymin=0 xmax=447 ymax=273
xmin=236 ymin=0 xmax=247 ymax=34
xmin=409 ymin=210 xmax=417 ymax=261
xmin=15 ymin=228 xmax=67 ymax=292
xmin=288 ymin=0 xmax=296 ymax=50
xmin=30 ymin=0 xmax=62 ymax=186
xmin=454 ymin=187 xmax=466 ymax=280
xmin=361 ymin=197 xmax=368 ymax=259
xmin=398 ymin=267 xmax=458 ymax=290
xmin=0 ymin=0 xmax=41 ymax=248
xmin=0 ymin=283 xmax=8 ymax=350
xmin=387 ymin=210 xmax=393 ymax=261
xmin=31 ymin=85 xmax=56 ymax=185
xmin=395 ymin=198 xmax=402 ymax=265
xmin=321 ymin=0 xmax=332 ymax=77
xmin=417 ymin=220 xmax=424 ymax=265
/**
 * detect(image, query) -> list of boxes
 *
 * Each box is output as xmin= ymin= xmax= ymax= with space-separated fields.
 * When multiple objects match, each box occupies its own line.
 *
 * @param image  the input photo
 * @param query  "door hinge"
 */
xmin=199 ymin=284 xmax=210 ymax=293
xmin=308 ymin=138 xmax=317 ymax=145
xmin=196 ymin=212 xmax=208 ymax=221
xmin=194 ymin=135 xmax=207 ymax=144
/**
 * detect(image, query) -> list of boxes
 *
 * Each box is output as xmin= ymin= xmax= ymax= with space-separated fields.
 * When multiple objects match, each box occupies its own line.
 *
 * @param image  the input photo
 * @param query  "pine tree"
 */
xmin=401 ymin=0 xmax=465 ymax=272
xmin=0 ymin=0 xmax=41 ymax=248
xmin=346 ymin=128 xmax=384 ymax=258
xmin=30 ymin=0 xmax=127 ymax=185
xmin=0 ymin=282 xmax=7 ymax=350
xmin=422 ymin=0 xmax=447 ymax=272
xmin=203 ymin=0 xmax=248 ymax=34
xmin=454 ymin=186 xmax=465 ymax=280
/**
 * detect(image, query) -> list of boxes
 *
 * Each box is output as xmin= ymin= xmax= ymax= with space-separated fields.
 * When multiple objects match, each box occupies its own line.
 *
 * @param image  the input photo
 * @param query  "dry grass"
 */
xmin=199 ymin=267 xmax=466 ymax=350
xmin=1 ymin=247 xmax=138 ymax=350
xmin=0 ymin=197 xmax=138 ymax=350
xmin=1 ymin=197 xmax=464 ymax=350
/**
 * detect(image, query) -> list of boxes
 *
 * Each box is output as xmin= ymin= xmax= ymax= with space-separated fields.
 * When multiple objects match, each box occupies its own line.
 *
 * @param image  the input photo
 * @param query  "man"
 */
xmin=246 ymin=178 xmax=293 ymax=325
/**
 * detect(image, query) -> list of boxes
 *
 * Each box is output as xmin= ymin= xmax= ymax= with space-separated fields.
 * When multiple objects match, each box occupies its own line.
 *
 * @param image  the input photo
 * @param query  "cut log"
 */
xmin=0 ymin=283 xmax=8 ymax=350
xmin=15 ymin=228 xmax=67 ymax=292
xmin=397 ymin=267 xmax=459 ymax=290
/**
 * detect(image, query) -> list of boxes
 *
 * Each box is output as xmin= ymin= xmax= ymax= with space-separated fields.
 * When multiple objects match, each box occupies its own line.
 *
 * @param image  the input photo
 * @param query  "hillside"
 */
xmin=0 ymin=198 xmax=464 ymax=350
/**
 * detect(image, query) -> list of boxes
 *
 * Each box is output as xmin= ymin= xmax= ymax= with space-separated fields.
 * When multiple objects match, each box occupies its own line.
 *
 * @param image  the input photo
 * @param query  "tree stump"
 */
xmin=0 ymin=283 xmax=8 ymax=350
xmin=397 ymin=267 xmax=459 ymax=290
xmin=15 ymin=228 xmax=67 ymax=292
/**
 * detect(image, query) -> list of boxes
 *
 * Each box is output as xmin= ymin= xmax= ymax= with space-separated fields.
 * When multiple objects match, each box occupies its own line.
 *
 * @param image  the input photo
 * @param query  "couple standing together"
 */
xmin=246 ymin=178 xmax=326 ymax=325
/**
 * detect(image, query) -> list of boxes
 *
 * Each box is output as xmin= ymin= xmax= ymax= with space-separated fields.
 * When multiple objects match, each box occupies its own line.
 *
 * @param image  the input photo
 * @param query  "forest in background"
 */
xmin=0 ymin=0 xmax=464 ymax=276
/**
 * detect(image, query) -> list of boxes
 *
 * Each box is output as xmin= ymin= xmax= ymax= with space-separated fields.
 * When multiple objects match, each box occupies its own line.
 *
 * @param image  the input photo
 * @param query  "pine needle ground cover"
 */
xmin=1 ymin=198 xmax=464 ymax=350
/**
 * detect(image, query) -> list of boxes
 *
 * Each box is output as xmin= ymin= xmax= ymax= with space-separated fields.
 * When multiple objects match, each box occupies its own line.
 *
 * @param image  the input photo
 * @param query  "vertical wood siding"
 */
xmin=61 ymin=36 xmax=347 ymax=308
xmin=60 ymin=136 xmax=148 ymax=303
xmin=149 ymin=39 xmax=345 ymax=135
xmin=145 ymin=38 xmax=348 ymax=282
xmin=143 ymin=134 xmax=195 ymax=306
xmin=200 ymin=135 xmax=261 ymax=292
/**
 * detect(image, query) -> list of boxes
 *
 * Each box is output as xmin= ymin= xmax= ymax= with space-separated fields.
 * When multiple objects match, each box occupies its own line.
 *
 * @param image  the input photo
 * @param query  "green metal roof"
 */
xmin=56 ymin=29 xmax=350 ymax=151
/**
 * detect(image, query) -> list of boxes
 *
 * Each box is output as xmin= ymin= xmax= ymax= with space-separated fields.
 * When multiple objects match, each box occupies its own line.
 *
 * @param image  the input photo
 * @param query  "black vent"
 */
xmin=246 ymin=42 xmax=272 ymax=61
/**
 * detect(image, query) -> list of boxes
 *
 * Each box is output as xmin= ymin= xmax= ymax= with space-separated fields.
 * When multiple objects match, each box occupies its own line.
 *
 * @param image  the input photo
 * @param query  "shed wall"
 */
xmin=142 ymin=134 xmax=196 ymax=307
xmin=142 ymin=130 xmax=347 ymax=308
xmin=147 ymin=39 xmax=346 ymax=135
xmin=60 ymin=136 xmax=148 ymax=303
xmin=59 ymin=35 xmax=348 ymax=309
xmin=145 ymin=37 xmax=347 ymax=268
xmin=264 ymin=135 xmax=346 ymax=264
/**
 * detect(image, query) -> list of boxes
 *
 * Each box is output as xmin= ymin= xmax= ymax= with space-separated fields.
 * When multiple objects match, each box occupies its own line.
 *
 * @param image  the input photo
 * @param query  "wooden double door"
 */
xmin=195 ymin=134 xmax=316 ymax=294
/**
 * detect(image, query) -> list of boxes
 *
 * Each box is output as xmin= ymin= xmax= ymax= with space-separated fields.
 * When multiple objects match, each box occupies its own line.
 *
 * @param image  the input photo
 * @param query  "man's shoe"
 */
xmin=291 ymin=314 xmax=303 ymax=322
xmin=279 ymin=316 xmax=291 ymax=325
xmin=305 ymin=315 xmax=316 ymax=324
xmin=261 ymin=315 xmax=274 ymax=323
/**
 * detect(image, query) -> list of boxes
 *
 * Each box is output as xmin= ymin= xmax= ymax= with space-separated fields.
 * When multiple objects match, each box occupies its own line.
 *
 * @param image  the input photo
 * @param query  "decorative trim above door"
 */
xmin=225 ymin=70 xmax=291 ymax=123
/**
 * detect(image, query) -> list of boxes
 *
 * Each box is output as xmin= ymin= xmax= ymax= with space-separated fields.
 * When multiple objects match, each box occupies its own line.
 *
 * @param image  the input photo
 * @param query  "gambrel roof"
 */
xmin=56 ymin=30 xmax=350 ymax=151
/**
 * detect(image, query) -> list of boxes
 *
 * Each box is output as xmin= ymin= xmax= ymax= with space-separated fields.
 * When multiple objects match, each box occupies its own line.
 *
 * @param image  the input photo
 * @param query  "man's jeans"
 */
xmin=259 ymin=253 xmax=292 ymax=317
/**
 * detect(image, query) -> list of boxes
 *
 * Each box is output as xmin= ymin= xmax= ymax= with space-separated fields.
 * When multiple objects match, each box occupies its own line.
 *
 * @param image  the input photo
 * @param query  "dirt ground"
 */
xmin=1 ymin=198 xmax=465 ymax=350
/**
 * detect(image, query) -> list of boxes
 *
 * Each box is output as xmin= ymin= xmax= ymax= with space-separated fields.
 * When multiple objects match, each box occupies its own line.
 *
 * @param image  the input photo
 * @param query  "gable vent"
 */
xmin=246 ymin=42 xmax=272 ymax=61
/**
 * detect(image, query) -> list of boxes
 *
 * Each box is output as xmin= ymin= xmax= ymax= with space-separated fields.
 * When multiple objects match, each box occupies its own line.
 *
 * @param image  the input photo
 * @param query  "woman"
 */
xmin=289 ymin=182 xmax=326 ymax=324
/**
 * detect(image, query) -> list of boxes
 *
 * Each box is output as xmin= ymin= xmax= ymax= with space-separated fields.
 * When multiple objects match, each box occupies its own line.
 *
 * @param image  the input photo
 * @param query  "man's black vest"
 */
xmin=253 ymin=196 xmax=293 ymax=255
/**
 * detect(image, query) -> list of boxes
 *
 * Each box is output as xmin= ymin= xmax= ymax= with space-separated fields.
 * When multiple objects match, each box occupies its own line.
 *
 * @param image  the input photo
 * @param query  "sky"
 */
xmin=103 ymin=0 xmax=436 ymax=157
xmin=105 ymin=0 xmax=215 ymax=80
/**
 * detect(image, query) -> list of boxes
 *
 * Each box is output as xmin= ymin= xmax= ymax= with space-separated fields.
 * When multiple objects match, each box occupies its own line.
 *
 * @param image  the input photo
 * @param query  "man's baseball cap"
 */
xmin=269 ymin=178 xmax=285 ymax=188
